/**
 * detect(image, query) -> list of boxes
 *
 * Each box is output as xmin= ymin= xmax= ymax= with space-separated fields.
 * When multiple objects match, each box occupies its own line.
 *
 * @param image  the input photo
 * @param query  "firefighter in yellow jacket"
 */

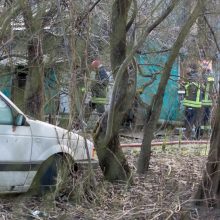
xmin=200 ymin=69 xmax=215 ymax=138
xmin=183 ymin=64 xmax=203 ymax=139
xmin=87 ymin=59 xmax=109 ymax=115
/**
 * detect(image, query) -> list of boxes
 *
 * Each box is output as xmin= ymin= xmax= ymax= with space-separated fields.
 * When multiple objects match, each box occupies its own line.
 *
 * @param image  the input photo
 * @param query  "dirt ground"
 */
xmin=0 ymin=138 xmax=216 ymax=220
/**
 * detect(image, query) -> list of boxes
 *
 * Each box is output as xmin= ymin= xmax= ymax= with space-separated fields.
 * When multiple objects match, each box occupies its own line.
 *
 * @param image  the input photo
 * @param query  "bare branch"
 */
xmin=88 ymin=0 xmax=102 ymax=13
xmin=137 ymin=0 xmax=208 ymax=174
xmin=0 ymin=2 xmax=21 ymax=39
xmin=105 ymin=0 xmax=180 ymax=144
xmin=126 ymin=0 xmax=138 ymax=32
xmin=76 ymin=0 xmax=102 ymax=27
xmin=204 ymin=15 xmax=220 ymax=53
xmin=42 ymin=4 xmax=58 ymax=27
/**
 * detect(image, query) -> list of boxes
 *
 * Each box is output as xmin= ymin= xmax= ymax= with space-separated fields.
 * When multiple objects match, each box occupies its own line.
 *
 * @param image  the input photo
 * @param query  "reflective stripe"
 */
xmin=204 ymin=83 xmax=210 ymax=101
xmin=201 ymin=125 xmax=211 ymax=130
xmin=91 ymin=97 xmax=107 ymax=104
xmin=196 ymin=87 xmax=201 ymax=103
xmin=202 ymin=100 xmax=212 ymax=106
xmin=81 ymin=87 xmax=86 ymax=92
xmin=207 ymin=77 xmax=214 ymax=82
xmin=183 ymin=100 xmax=201 ymax=108
xmin=202 ymin=77 xmax=214 ymax=106
xmin=185 ymin=83 xmax=189 ymax=97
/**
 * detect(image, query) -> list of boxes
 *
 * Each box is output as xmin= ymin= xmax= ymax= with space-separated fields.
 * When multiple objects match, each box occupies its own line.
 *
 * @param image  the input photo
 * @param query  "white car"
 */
xmin=0 ymin=91 xmax=97 ymax=193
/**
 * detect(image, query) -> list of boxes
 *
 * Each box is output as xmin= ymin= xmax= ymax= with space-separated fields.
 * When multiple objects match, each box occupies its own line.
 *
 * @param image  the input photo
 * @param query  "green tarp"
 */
xmin=136 ymin=53 xmax=184 ymax=123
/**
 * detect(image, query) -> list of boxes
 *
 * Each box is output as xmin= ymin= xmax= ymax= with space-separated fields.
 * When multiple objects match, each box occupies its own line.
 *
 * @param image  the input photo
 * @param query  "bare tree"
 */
xmin=92 ymin=0 xmax=133 ymax=183
xmin=193 ymin=1 xmax=220 ymax=206
xmin=92 ymin=0 xmax=181 ymax=182
xmin=194 ymin=91 xmax=220 ymax=207
xmin=21 ymin=1 xmax=60 ymax=120
xmin=137 ymin=0 xmax=207 ymax=174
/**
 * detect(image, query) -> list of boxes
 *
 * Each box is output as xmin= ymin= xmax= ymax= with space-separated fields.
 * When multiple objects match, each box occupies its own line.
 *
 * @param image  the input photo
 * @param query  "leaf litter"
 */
xmin=0 ymin=142 xmax=216 ymax=220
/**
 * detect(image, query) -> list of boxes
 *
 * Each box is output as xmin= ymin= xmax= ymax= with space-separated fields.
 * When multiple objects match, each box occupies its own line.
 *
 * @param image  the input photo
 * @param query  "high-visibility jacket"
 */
xmin=183 ymin=82 xmax=202 ymax=108
xmin=202 ymin=76 xmax=214 ymax=106
xmin=90 ymin=66 xmax=109 ymax=105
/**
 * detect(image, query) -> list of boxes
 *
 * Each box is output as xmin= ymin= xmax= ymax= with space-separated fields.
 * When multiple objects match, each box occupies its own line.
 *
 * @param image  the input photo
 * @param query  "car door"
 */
xmin=0 ymin=96 xmax=32 ymax=192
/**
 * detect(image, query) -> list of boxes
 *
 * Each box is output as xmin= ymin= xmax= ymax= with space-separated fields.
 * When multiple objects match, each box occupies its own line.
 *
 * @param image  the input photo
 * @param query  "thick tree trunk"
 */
xmin=24 ymin=36 xmax=45 ymax=120
xmin=93 ymin=66 xmax=136 ymax=182
xmin=93 ymin=0 xmax=134 ymax=183
xmin=94 ymin=111 xmax=132 ymax=182
xmin=110 ymin=0 xmax=131 ymax=72
xmin=137 ymin=0 xmax=207 ymax=174
xmin=194 ymin=94 xmax=220 ymax=207
xmin=22 ymin=1 xmax=45 ymax=120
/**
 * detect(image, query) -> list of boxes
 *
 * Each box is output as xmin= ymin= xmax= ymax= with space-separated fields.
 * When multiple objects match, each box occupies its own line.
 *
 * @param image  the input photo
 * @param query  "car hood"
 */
xmin=27 ymin=119 xmax=92 ymax=147
xmin=28 ymin=119 xmax=71 ymax=138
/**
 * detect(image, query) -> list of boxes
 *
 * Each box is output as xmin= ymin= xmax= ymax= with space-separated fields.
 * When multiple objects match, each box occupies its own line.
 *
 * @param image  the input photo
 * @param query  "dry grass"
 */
xmin=0 ymin=147 xmax=216 ymax=220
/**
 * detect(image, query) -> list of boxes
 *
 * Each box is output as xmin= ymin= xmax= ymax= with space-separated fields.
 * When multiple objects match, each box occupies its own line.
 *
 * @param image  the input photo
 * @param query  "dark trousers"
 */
xmin=202 ymin=106 xmax=211 ymax=126
xmin=200 ymin=106 xmax=212 ymax=138
xmin=184 ymin=107 xmax=202 ymax=139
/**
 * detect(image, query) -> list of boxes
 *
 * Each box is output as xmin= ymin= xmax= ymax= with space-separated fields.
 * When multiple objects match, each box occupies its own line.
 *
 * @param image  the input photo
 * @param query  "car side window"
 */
xmin=0 ymin=97 xmax=13 ymax=125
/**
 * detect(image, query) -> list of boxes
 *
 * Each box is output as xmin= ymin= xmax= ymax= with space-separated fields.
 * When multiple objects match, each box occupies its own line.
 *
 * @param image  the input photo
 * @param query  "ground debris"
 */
xmin=0 ymin=147 xmax=212 ymax=220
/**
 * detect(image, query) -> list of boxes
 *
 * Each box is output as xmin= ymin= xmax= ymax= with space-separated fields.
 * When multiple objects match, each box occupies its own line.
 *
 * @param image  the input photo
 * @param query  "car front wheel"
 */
xmin=29 ymin=154 xmax=73 ymax=195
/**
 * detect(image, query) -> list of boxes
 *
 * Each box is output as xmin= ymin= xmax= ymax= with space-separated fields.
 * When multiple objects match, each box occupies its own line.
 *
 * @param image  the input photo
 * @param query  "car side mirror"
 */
xmin=15 ymin=114 xmax=26 ymax=126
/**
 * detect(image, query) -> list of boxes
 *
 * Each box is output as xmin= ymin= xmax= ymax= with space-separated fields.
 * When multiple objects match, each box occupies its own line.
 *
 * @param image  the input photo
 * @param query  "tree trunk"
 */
xmin=137 ymin=0 xmax=207 ymax=174
xmin=93 ymin=0 xmax=134 ymax=183
xmin=194 ymin=94 xmax=220 ymax=207
xmin=22 ymin=1 xmax=45 ymax=120
xmin=93 ymin=57 xmax=136 ymax=183
xmin=24 ymin=36 xmax=45 ymax=120
xmin=94 ymin=112 xmax=132 ymax=182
